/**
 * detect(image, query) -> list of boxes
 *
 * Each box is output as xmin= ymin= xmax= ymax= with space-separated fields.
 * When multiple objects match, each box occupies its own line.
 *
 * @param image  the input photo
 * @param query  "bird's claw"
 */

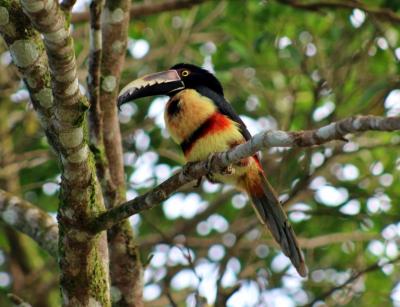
xmin=184 ymin=154 xmax=235 ymax=187
xmin=205 ymin=153 xmax=234 ymax=183
xmin=221 ymin=164 xmax=235 ymax=175
xmin=182 ymin=161 xmax=197 ymax=178
xmin=205 ymin=153 xmax=216 ymax=173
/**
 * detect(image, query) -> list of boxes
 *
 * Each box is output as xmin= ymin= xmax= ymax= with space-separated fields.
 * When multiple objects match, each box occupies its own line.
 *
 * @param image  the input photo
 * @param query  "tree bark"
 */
xmin=1 ymin=1 xmax=111 ymax=305
xmin=99 ymin=0 xmax=143 ymax=305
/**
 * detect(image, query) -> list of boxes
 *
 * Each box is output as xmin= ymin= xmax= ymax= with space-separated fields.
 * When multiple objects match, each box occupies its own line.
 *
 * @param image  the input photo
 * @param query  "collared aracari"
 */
xmin=118 ymin=63 xmax=307 ymax=277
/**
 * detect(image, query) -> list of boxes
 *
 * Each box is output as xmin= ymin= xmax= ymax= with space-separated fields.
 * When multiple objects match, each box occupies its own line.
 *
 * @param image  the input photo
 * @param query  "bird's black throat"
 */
xmin=166 ymin=97 xmax=181 ymax=116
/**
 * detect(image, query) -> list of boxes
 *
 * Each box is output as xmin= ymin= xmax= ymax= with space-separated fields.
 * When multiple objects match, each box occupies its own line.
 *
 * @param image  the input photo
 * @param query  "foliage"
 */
xmin=0 ymin=0 xmax=399 ymax=306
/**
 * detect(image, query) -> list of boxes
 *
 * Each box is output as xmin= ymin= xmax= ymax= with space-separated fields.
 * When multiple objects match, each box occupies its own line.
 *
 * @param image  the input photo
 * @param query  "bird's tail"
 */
xmin=245 ymin=166 xmax=307 ymax=277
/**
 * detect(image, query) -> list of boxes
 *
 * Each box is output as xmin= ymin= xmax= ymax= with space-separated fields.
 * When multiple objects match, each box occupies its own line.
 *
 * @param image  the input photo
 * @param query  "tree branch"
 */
xmin=7 ymin=293 xmax=32 ymax=307
xmin=71 ymin=0 xmax=213 ymax=23
xmin=99 ymin=0 xmax=129 ymax=206
xmin=86 ymin=0 xmax=118 ymax=210
xmin=140 ymin=229 xmax=379 ymax=251
xmin=277 ymin=0 xmax=400 ymax=24
xmin=88 ymin=0 xmax=104 ymax=150
xmin=0 ymin=189 xmax=58 ymax=257
xmin=0 ymin=156 xmax=49 ymax=179
xmin=88 ymin=115 xmax=400 ymax=233
xmin=71 ymin=0 xmax=400 ymax=26
xmin=99 ymin=0 xmax=144 ymax=304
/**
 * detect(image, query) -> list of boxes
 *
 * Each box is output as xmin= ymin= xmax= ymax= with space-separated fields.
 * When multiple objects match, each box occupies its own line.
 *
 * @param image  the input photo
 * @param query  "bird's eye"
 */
xmin=182 ymin=70 xmax=190 ymax=77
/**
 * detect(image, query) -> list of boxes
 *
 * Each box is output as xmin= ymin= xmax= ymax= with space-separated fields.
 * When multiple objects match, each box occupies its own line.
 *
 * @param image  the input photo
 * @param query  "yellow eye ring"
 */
xmin=182 ymin=70 xmax=190 ymax=77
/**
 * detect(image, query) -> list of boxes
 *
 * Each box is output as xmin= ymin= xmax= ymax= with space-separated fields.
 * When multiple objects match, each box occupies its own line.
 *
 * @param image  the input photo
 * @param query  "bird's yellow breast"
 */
xmin=164 ymin=89 xmax=216 ymax=144
xmin=164 ymin=89 xmax=244 ymax=162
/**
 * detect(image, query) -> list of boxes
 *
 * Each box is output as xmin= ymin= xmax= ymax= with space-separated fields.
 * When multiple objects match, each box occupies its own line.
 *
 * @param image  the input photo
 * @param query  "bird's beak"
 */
xmin=117 ymin=70 xmax=185 ymax=109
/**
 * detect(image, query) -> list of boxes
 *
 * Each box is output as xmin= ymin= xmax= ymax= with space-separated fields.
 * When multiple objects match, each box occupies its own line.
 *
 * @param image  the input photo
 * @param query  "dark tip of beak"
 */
xmin=117 ymin=92 xmax=131 ymax=111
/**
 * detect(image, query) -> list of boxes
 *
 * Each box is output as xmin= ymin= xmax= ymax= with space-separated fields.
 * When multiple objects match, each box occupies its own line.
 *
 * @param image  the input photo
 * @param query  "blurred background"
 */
xmin=1 ymin=0 xmax=400 ymax=306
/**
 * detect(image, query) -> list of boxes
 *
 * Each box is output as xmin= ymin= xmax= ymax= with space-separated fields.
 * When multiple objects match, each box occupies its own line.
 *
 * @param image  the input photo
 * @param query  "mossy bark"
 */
xmin=1 ymin=1 xmax=111 ymax=305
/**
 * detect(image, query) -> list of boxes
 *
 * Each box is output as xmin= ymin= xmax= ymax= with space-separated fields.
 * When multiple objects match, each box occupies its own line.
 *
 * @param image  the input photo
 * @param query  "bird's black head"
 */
xmin=117 ymin=63 xmax=224 ymax=108
xmin=169 ymin=63 xmax=224 ymax=96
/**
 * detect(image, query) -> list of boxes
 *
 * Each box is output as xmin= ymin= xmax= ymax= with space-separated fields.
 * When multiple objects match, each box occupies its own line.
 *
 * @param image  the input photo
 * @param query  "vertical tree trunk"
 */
xmin=100 ymin=0 xmax=143 ymax=305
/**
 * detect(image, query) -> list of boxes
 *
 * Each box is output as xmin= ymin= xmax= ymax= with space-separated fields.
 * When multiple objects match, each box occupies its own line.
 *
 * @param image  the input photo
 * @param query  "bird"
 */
xmin=117 ymin=63 xmax=307 ymax=277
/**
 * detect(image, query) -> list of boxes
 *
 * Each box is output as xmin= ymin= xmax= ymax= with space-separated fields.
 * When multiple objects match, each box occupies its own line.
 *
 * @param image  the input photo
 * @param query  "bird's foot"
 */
xmin=205 ymin=153 xmax=217 ymax=173
xmin=204 ymin=154 xmax=218 ymax=183
xmin=221 ymin=164 xmax=235 ymax=175
xmin=205 ymin=153 xmax=234 ymax=181
xmin=182 ymin=161 xmax=198 ymax=178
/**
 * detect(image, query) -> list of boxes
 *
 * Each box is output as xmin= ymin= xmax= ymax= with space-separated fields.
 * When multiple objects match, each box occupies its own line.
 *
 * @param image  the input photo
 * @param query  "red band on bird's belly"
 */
xmin=180 ymin=112 xmax=232 ymax=155
xmin=204 ymin=112 xmax=232 ymax=133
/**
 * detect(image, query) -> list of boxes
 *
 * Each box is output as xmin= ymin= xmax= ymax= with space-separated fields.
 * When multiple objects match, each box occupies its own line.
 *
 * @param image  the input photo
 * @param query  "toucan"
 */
xmin=118 ymin=63 xmax=307 ymax=277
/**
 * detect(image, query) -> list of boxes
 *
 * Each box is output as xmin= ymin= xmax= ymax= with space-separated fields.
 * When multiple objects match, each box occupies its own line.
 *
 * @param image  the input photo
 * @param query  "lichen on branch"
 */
xmin=0 ymin=0 xmax=54 ymax=132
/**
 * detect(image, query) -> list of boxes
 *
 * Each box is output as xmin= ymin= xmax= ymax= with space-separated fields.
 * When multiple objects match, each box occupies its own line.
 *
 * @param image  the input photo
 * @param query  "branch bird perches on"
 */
xmin=88 ymin=114 xmax=400 ymax=233
xmin=1 ymin=114 xmax=398 ymax=258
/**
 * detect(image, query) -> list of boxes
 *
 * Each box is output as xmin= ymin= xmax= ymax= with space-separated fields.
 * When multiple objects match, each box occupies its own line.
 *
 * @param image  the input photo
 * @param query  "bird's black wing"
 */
xmin=196 ymin=86 xmax=252 ymax=140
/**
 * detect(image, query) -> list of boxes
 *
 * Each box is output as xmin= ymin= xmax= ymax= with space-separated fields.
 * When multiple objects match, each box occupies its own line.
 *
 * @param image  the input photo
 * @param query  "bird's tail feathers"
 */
xmin=245 ymin=171 xmax=307 ymax=277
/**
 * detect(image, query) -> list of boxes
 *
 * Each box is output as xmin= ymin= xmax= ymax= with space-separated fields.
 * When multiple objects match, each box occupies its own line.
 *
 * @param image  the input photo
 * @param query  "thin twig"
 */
xmin=142 ymin=231 xmax=379 ymax=251
xmin=7 ymin=293 xmax=32 ymax=307
xmin=71 ymin=0 xmax=213 ymax=23
xmin=306 ymin=255 xmax=400 ymax=306
xmin=166 ymin=292 xmax=179 ymax=307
